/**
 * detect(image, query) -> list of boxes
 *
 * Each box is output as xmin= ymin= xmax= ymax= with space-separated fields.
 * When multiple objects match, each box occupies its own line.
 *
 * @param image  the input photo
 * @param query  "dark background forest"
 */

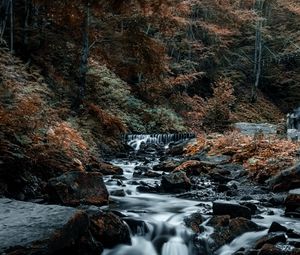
xmin=0 ymin=0 xmax=299 ymax=182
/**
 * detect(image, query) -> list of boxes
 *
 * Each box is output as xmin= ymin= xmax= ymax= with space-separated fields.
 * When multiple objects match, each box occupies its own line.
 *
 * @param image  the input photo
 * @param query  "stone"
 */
xmin=255 ymin=233 xmax=287 ymax=249
xmin=47 ymin=171 xmax=109 ymax=206
xmin=0 ymin=198 xmax=100 ymax=255
xmin=161 ymin=171 xmax=192 ymax=193
xmin=153 ymin=160 xmax=181 ymax=172
xmin=124 ymin=218 xmax=150 ymax=235
xmin=88 ymin=211 xmax=131 ymax=248
xmin=257 ymin=244 xmax=285 ymax=255
xmin=234 ymin=122 xmax=277 ymax=137
xmin=269 ymin=163 xmax=300 ymax=191
xmin=207 ymin=215 xmax=264 ymax=251
xmin=213 ymin=200 xmax=252 ymax=219
xmin=89 ymin=162 xmax=123 ymax=175
xmin=173 ymin=160 xmax=212 ymax=176
xmin=110 ymin=189 xmax=126 ymax=197
xmin=183 ymin=212 xmax=203 ymax=233
xmin=285 ymin=188 xmax=300 ymax=218
xmin=268 ymin=222 xmax=288 ymax=233
xmin=166 ymin=139 xmax=191 ymax=156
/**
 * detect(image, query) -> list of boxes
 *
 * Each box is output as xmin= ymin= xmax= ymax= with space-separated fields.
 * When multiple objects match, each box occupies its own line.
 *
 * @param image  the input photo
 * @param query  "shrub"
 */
xmin=203 ymin=77 xmax=235 ymax=132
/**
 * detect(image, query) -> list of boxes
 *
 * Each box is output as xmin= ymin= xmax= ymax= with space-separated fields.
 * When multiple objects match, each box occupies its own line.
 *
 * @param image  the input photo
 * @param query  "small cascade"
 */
xmin=124 ymin=133 xmax=196 ymax=151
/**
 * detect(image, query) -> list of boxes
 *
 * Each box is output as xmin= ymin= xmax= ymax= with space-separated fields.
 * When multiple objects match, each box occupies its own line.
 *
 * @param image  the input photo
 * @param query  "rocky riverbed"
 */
xmin=0 ymin=135 xmax=300 ymax=255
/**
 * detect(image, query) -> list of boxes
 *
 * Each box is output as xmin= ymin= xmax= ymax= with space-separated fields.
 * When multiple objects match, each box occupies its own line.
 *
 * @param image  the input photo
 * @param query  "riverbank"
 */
xmin=1 ymin=133 xmax=299 ymax=254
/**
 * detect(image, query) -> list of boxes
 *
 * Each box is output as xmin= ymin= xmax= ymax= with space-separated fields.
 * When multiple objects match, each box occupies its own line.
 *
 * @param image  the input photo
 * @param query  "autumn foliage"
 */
xmin=186 ymin=131 xmax=299 ymax=182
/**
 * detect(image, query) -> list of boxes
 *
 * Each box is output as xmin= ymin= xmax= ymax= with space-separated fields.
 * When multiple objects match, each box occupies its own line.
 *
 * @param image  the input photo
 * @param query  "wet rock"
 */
xmin=89 ymin=162 xmax=123 ymax=175
xmin=183 ymin=212 xmax=204 ymax=233
xmin=153 ymin=160 xmax=181 ymax=172
xmin=134 ymin=166 xmax=151 ymax=172
xmin=240 ymin=202 xmax=257 ymax=215
xmin=110 ymin=189 xmax=126 ymax=197
xmin=269 ymin=163 xmax=300 ymax=191
xmin=144 ymin=170 xmax=162 ymax=178
xmin=268 ymin=195 xmax=286 ymax=206
xmin=285 ymin=188 xmax=300 ymax=218
xmin=124 ymin=218 xmax=150 ymax=235
xmin=217 ymin=184 xmax=230 ymax=192
xmin=257 ymin=244 xmax=285 ymax=255
xmin=255 ymin=233 xmax=287 ymax=249
xmin=207 ymin=215 xmax=264 ymax=251
xmin=47 ymin=171 xmax=109 ymax=206
xmin=137 ymin=181 xmax=159 ymax=193
xmin=161 ymin=171 xmax=192 ymax=193
xmin=287 ymin=229 xmax=300 ymax=239
xmin=173 ymin=160 xmax=212 ymax=176
xmin=0 ymin=198 xmax=97 ymax=254
xmin=210 ymin=172 xmax=232 ymax=184
xmin=268 ymin=222 xmax=288 ymax=233
xmin=89 ymin=211 xmax=131 ymax=248
xmin=213 ymin=201 xmax=252 ymax=219
xmin=166 ymin=139 xmax=191 ymax=156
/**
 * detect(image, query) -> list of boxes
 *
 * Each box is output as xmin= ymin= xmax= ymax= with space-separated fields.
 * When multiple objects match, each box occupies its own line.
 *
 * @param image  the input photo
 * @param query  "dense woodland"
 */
xmin=0 ymin=1 xmax=300 ymax=255
xmin=0 ymin=0 xmax=299 ymax=184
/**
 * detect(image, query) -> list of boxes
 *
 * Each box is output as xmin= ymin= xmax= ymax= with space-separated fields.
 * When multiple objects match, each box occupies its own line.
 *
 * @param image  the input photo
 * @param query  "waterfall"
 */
xmin=124 ymin=133 xmax=196 ymax=151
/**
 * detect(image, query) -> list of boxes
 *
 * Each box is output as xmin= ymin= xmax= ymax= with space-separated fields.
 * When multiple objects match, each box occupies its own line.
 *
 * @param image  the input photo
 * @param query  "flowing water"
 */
xmin=103 ymin=135 xmax=300 ymax=255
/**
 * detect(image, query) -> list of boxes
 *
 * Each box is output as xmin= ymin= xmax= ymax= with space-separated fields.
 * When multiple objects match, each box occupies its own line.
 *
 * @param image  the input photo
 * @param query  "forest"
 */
xmin=0 ymin=0 xmax=299 ymax=255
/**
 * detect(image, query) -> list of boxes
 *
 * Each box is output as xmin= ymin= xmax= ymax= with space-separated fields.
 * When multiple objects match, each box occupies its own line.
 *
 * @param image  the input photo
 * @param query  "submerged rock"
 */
xmin=47 ymin=171 xmax=109 ymax=206
xmin=183 ymin=212 xmax=204 ymax=233
xmin=207 ymin=215 xmax=264 ymax=251
xmin=161 ymin=171 xmax=192 ymax=193
xmin=213 ymin=200 xmax=252 ymax=219
xmin=0 ymin=198 xmax=100 ymax=255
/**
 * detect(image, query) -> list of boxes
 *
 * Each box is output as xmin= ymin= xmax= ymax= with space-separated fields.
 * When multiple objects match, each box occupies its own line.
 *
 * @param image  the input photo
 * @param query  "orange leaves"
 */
xmin=47 ymin=122 xmax=88 ymax=157
xmin=185 ymin=134 xmax=207 ymax=155
xmin=186 ymin=131 xmax=299 ymax=182
xmin=203 ymin=77 xmax=236 ymax=132
xmin=87 ymin=103 xmax=127 ymax=135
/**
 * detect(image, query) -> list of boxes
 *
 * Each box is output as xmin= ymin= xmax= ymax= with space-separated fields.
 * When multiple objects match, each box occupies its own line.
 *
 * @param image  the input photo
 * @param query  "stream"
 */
xmin=102 ymin=135 xmax=300 ymax=255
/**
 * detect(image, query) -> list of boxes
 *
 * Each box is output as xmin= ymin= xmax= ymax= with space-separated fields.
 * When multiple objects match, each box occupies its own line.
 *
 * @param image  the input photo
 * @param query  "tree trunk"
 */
xmin=78 ymin=1 xmax=90 ymax=103
xmin=10 ymin=0 xmax=13 ymax=52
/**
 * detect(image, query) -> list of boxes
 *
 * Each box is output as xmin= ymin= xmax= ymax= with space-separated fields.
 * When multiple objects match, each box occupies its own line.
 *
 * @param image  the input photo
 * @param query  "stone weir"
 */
xmin=123 ymin=133 xmax=196 ymax=151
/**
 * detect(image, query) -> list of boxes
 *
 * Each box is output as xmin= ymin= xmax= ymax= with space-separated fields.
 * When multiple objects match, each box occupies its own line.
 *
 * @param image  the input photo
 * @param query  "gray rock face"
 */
xmin=234 ymin=122 xmax=277 ymax=136
xmin=47 ymin=171 xmax=109 ymax=206
xmin=213 ymin=200 xmax=252 ymax=219
xmin=0 ymin=198 xmax=89 ymax=254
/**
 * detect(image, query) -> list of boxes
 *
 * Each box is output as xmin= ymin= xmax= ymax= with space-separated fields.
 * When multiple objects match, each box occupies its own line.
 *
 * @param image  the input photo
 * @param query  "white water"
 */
xmin=104 ymin=135 xmax=300 ymax=255
xmin=125 ymin=134 xmax=195 ymax=151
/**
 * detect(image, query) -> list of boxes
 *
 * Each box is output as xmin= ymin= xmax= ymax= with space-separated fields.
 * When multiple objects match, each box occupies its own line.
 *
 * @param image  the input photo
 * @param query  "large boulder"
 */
xmin=234 ymin=122 xmax=277 ymax=136
xmin=207 ymin=215 xmax=264 ymax=251
xmin=161 ymin=171 xmax=191 ymax=193
xmin=47 ymin=171 xmax=109 ymax=206
xmin=285 ymin=188 xmax=300 ymax=218
xmin=269 ymin=163 xmax=300 ymax=191
xmin=153 ymin=160 xmax=182 ymax=172
xmin=88 ymin=210 xmax=131 ymax=248
xmin=213 ymin=200 xmax=252 ymax=219
xmin=0 ymin=198 xmax=101 ymax=255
